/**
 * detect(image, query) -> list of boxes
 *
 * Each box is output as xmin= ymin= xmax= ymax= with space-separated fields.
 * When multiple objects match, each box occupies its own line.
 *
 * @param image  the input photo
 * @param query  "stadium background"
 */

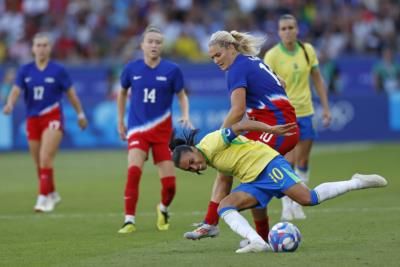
xmin=0 ymin=1 xmax=400 ymax=267
xmin=0 ymin=0 xmax=399 ymax=149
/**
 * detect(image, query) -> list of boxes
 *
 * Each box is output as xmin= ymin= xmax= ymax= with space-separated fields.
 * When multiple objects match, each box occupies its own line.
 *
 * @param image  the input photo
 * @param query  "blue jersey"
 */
xmin=227 ymin=54 xmax=290 ymax=114
xmin=120 ymin=59 xmax=184 ymax=135
xmin=15 ymin=60 xmax=72 ymax=117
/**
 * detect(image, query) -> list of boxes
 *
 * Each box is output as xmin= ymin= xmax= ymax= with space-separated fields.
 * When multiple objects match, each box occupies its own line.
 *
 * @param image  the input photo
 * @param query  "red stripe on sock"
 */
xmin=124 ymin=166 xmax=142 ymax=216
xmin=161 ymin=176 xmax=176 ymax=206
xmin=204 ymin=201 xmax=219 ymax=225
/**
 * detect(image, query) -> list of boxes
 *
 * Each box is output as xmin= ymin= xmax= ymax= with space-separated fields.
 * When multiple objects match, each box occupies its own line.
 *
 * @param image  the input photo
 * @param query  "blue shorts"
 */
xmin=232 ymin=155 xmax=301 ymax=209
xmin=297 ymin=115 xmax=317 ymax=141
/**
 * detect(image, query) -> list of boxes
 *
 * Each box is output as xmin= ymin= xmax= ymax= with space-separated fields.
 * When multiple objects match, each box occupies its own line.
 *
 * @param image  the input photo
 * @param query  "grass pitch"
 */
xmin=0 ymin=143 xmax=399 ymax=267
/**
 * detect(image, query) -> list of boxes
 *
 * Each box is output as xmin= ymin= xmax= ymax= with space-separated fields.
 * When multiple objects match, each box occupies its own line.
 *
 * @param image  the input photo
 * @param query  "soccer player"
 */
xmin=2 ymin=32 xmax=88 ymax=212
xmin=184 ymin=30 xmax=299 ymax=242
xmin=170 ymin=120 xmax=387 ymax=253
xmin=264 ymin=14 xmax=332 ymax=221
xmin=117 ymin=26 xmax=192 ymax=234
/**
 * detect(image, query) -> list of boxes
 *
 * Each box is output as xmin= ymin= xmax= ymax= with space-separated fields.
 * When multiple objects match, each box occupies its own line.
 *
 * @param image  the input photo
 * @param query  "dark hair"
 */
xmin=169 ymin=129 xmax=200 ymax=168
xmin=279 ymin=14 xmax=310 ymax=66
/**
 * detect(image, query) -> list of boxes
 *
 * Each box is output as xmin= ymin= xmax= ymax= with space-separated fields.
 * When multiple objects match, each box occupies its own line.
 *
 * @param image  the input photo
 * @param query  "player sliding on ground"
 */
xmin=170 ymin=120 xmax=388 ymax=253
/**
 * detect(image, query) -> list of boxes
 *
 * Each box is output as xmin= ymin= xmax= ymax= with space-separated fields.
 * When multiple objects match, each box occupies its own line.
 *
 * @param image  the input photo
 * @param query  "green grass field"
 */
xmin=1 ymin=143 xmax=399 ymax=267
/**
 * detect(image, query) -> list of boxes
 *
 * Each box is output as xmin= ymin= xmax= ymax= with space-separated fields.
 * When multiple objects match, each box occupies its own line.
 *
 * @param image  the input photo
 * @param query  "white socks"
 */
xmin=220 ymin=209 xmax=266 ymax=244
xmin=159 ymin=203 xmax=168 ymax=213
xmin=295 ymin=167 xmax=309 ymax=184
xmin=125 ymin=215 xmax=135 ymax=224
xmin=313 ymin=179 xmax=360 ymax=203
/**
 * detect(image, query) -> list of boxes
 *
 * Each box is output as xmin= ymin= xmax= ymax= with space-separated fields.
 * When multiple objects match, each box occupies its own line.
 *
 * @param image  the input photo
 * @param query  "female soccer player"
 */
xmin=184 ymin=30 xmax=299 ymax=241
xmin=171 ymin=121 xmax=387 ymax=253
xmin=264 ymin=14 xmax=332 ymax=220
xmin=117 ymin=26 xmax=192 ymax=234
xmin=2 ymin=32 xmax=88 ymax=212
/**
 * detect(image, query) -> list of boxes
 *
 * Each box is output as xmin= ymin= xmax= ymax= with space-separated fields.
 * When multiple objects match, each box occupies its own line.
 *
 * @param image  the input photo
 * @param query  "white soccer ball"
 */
xmin=268 ymin=222 xmax=302 ymax=252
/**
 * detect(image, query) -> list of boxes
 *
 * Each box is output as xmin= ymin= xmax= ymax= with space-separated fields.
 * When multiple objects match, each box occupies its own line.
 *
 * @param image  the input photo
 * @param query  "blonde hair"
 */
xmin=142 ymin=25 xmax=163 ymax=40
xmin=32 ymin=32 xmax=53 ymax=46
xmin=208 ymin=30 xmax=266 ymax=56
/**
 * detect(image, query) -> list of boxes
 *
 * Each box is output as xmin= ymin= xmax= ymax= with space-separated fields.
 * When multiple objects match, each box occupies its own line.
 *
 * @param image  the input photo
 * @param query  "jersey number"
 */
xmin=259 ymin=63 xmax=282 ymax=87
xmin=33 ymin=86 xmax=44 ymax=100
xmin=259 ymin=132 xmax=273 ymax=143
xmin=268 ymin=167 xmax=284 ymax=183
xmin=143 ymin=88 xmax=156 ymax=103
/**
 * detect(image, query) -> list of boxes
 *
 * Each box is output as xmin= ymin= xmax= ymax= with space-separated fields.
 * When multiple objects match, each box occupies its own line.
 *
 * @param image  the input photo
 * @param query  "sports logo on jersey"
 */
xmin=129 ymin=140 xmax=140 ymax=146
xmin=45 ymin=77 xmax=55 ymax=83
xmin=133 ymin=76 xmax=142 ymax=80
xmin=24 ymin=77 xmax=32 ymax=83
xmin=156 ymin=76 xmax=167 ymax=81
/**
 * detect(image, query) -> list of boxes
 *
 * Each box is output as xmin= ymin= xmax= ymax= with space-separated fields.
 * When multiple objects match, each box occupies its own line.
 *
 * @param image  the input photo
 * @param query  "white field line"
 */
xmin=311 ymin=143 xmax=374 ymax=155
xmin=0 ymin=206 xmax=399 ymax=220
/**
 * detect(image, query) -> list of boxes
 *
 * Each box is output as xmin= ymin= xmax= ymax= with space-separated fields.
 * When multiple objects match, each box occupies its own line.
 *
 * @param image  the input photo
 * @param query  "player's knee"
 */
xmin=294 ymin=195 xmax=312 ymax=206
xmin=217 ymin=198 xmax=236 ymax=214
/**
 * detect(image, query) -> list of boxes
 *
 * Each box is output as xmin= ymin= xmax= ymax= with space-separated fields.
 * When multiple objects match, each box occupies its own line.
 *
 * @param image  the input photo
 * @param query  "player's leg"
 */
xmin=218 ymin=192 xmax=270 ymax=253
xmin=282 ymin=148 xmax=296 ymax=220
xmin=183 ymin=172 xmax=231 ymax=240
xmin=118 ymin=147 xmax=147 ymax=234
xmin=291 ymin=115 xmax=316 ymax=218
xmin=290 ymin=139 xmax=313 ymax=219
xmin=284 ymin=174 xmax=388 ymax=207
xmin=38 ymin=126 xmax=63 ymax=212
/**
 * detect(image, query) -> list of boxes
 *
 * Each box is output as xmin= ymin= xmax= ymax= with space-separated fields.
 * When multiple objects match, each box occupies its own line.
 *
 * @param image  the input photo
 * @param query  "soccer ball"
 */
xmin=268 ymin=222 xmax=301 ymax=252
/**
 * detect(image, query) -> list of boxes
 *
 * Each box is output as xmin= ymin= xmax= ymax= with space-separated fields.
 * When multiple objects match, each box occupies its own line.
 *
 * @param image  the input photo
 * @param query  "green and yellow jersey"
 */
xmin=196 ymin=129 xmax=279 ymax=183
xmin=264 ymin=42 xmax=318 ymax=117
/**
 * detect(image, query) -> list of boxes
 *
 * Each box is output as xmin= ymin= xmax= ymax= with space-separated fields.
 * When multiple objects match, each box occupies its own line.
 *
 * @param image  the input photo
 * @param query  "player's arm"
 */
xmin=2 ymin=85 xmax=21 ymax=114
xmin=221 ymin=88 xmax=246 ymax=128
xmin=225 ymin=119 xmax=297 ymax=140
xmin=117 ymin=88 xmax=128 ymax=140
xmin=66 ymin=87 xmax=88 ymax=130
xmin=176 ymin=89 xmax=193 ymax=128
xmin=311 ymin=67 xmax=331 ymax=127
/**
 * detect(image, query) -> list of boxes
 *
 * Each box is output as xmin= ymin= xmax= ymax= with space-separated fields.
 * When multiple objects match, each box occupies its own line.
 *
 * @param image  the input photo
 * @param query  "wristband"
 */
xmin=222 ymin=127 xmax=237 ymax=143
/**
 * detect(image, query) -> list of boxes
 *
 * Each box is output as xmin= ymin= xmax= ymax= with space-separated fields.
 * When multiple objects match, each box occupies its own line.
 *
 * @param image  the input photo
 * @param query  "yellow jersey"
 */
xmin=196 ymin=129 xmax=279 ymax=183
xmin=264 ymin=42 xmax=318 ymax=117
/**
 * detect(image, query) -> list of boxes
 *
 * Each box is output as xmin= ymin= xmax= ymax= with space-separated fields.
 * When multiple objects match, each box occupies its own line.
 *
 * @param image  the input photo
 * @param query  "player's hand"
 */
xmin=118 ymin=122 xmax=127 ymax=141
xmin=322 ymin=109 xmax=331 ymax=127
xmin=2 ymin=104 xmax=13 ymax=114
xmin=277 ymin=75 xmax=286 ymax=89
xmin=179 ymin=117 xmax=193 ymax=129
xmin=269 ymin=122 xmax=297 ymax=136
xmin=78 ymin=117 xmax=88 ymax=130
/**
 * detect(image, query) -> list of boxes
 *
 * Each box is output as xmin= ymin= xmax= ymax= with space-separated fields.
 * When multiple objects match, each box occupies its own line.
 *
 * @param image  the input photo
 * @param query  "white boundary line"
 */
xmin=0 ymin=206 xmax=399 ymax=220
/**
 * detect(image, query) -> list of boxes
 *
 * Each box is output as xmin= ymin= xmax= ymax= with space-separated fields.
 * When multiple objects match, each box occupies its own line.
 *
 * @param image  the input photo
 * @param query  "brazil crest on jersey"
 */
xmin=196 ymin=129 xmax=279 ymax=183
xmin=14 ymin=60 xmax=72 ymax=117
xmin=120 ymin=59 xmax=184 ymax=136
xmin=226 ymin=54 xmax=295 ymax=125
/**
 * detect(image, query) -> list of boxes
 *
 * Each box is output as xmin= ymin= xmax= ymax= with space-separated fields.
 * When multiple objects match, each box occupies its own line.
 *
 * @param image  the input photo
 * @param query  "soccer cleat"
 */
xmin=239 ymin=239 xmax=250 ymax=249
xmin=292 ymin=202 xmax=306 ymax=220
xmin=281 ymin=196 xmax=294 ymax=221
xmin=118 ymin=222 xmax=136 ymax=234
xmin=49 ymin=192 xmax=61 ymax=206
xmin=235 ymin=241 xmax=271 ymax=253
xmin=34 ymin=195 xmax=54 ymax=213
xmin=156 ymin=205 xmax=170 ymax=231
xmin=281 ymin=207 xmax=294 ymax=221
xmin=183 ymin=223 xmax=219 ymax=240
xmin=351 ymin=173 xmax=388 ymax=189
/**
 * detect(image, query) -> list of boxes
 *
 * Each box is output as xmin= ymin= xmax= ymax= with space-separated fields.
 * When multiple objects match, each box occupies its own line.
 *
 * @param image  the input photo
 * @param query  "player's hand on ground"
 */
xmin=78 ymin=117 xmax=88 ymax=130
xmin=118 ymin=122 xmax=127 ymax=141
xmin=2 ymin=104 xmax=13 ymax=114
xmin=269 ymin=122 xmax=297 ymax=136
